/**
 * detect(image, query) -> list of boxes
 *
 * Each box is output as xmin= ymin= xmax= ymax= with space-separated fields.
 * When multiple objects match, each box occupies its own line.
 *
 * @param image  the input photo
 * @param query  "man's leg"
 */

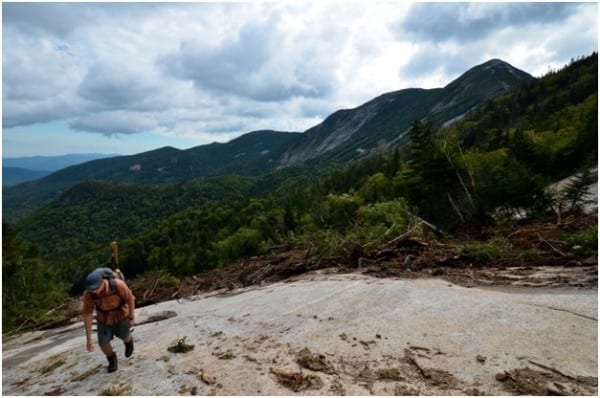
xmin=124 ymin=336 xmax=134 ymax=358
xmin=114 ymin=318 xmax=134 ymax=358
xmin=99 ymin=344 xmax=114 ymax=356
xmin=97 ymin=323 xmax=118 ymax=372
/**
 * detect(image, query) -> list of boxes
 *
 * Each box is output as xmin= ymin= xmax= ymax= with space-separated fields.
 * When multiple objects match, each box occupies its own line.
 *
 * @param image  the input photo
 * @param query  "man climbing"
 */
xmin=82 ymin=268 xmax=136 ymax=372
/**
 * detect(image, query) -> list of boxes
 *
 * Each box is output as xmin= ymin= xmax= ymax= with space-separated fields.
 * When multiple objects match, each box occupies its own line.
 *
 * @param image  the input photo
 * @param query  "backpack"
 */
xmin=91 ymin=267 xmax=119 ymax=290
xmin=89 ymin=267 xmax=123 ymax=311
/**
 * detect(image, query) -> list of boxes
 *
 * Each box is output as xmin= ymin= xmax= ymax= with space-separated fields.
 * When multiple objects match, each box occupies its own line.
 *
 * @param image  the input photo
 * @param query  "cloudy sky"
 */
xmin=2 ymin=1 xmax=597 ymax=157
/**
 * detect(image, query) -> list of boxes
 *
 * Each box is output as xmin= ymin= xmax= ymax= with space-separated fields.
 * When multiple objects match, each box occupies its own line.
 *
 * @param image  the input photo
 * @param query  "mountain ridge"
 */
xmin=3 ymin=58 xmax=534 ymax=221
xmin=279 ymin=58 xmax=534 ymax=165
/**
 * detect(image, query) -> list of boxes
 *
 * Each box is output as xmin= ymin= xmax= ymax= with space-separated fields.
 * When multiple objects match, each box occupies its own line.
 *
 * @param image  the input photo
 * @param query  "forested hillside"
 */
xmin=3 ymin=53 xmax=597 ymax=333
xmin=3 ymin=131 xmax=301 ymax=221
xmin=3 ymin=58 xmax=533 ymax=222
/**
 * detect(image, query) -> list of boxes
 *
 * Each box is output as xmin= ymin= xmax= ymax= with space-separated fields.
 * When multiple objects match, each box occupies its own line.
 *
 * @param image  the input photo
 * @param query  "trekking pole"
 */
xmin=111 ymin=241 xmax=119 ymax=266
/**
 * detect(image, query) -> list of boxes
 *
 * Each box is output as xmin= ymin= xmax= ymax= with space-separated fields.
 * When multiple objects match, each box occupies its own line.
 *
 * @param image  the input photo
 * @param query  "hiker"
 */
xmin=82 ymin=268 xmax=136 ymax=372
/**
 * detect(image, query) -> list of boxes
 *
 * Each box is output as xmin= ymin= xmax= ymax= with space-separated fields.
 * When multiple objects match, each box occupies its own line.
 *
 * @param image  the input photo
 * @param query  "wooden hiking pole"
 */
xmin=111 ymin=241 xmax=119 ymax=266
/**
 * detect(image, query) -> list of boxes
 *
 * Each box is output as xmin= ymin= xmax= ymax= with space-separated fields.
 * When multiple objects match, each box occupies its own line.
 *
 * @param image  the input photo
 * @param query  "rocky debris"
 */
xmin=394 ymin=383 xmax=420 ymax=395
xmin=269 ymin=368 xmax=324 ymax=392
xmin=329 ymin=377 xmax=346 ymax=395
xmin=141 ymin=310 xmax=178 ymax=325
xmin=167 ymin=337 xmax=195 ymax=353
xmin=71 ymin=364 xmax=102 ymax=382
xmin=335 ymin=346 xmax=467 ymax=394
xmin=402 ymin=348 xmax=460 ymax=389
xmin=213 ymin=349 xmax=235 ymax=360
xmin=43 ymin=386 xmax=65 ymax=396
xmin=100 ymin=382 xmax=132 ymax=396
xmin=198 ymin=368 xmax=216 ymax=385
xmin=39 ymin=356 xmax=66 ymax=375
xmin=497 ymin=366 xmax=598 ymax=395
xmin=295 ymin=347 xmax=335 ymax=374
xmin=173 ymin=215 xmax=597 ymax=305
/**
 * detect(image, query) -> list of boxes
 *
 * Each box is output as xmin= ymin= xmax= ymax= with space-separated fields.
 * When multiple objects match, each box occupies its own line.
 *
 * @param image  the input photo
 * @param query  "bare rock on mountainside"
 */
xmin=2 ymin=270 xmax=597 ymax=395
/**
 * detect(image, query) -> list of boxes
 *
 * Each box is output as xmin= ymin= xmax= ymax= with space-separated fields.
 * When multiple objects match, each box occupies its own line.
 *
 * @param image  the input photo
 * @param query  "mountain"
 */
xmin=7 ymin=53 xmax=598 ymax=291
xmin=3 ymin=153 xmax=119 ymax=172
xmin=3 ymin=59 xmax=533 ymax=222
xmin=2 ymin=167 xmax=51 ymax=187
xmin=280 ymin=59 xmax=534 ymax=165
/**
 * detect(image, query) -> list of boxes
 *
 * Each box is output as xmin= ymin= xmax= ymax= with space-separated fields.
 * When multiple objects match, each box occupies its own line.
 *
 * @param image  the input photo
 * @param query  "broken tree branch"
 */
xmin=527 ymin=360 xmax=577 ymax=381
xmin=403 ymin=209 xmax=446 ymax=236
xmin=447 ymin=193 xmax=465 ymax=223
xmin=405 ymin=349 xmax=429 ymax=379
xmin=536 ymin=233 xmax=567 ymax=257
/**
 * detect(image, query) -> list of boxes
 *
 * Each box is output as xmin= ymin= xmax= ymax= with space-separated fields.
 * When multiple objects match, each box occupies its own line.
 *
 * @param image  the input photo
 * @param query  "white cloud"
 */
xmin=1 ymin=2 xmax=597 ymax=156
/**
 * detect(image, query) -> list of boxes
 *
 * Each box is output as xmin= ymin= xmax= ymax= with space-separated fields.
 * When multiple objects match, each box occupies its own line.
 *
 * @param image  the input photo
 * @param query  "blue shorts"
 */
xmin=97 ymin=318 xmax=131 ymax=346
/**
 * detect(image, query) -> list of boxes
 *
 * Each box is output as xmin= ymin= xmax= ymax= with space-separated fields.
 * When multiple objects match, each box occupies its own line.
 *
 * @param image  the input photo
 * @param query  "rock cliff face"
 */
xmin=278 ymin=58 xmax=534 ymax=166
xmin=2 ymin=273 xmax=597 ymax=396
xmin=279 ymin=100 xmax=386 ymax=165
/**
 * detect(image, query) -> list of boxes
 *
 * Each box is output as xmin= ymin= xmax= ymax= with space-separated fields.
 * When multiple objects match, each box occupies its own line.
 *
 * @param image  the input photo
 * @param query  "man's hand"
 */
xmin=83 ymin=312 xmax=94 ymax=352
xmin=128 ymin=318 xmax=135 ymax=328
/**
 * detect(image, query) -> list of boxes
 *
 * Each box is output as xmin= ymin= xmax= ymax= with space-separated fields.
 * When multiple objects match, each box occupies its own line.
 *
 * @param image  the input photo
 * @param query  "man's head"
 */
xmin=85 ymin=271 xmax=103 ymax=292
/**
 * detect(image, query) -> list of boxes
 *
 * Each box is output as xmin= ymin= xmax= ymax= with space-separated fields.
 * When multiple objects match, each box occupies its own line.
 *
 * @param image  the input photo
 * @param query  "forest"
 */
xmin=3 ymin=53 xmax=597 ymax=333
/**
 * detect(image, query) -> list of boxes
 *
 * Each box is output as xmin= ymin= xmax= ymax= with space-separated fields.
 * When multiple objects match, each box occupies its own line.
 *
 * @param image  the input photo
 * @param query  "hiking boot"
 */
xmin=125 ymin=339 xmax=134 ymax=358
xmin=107 ymin=353 xmax=118 ymax=372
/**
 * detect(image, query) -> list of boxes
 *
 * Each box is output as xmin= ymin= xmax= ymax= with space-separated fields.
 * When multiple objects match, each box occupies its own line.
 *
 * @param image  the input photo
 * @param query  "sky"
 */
xmin=2 ymin=1 xmax=598 ymax=157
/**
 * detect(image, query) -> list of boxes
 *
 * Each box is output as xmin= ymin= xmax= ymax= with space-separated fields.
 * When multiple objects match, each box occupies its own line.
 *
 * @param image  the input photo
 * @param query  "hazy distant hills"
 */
xmin=2 ymin=167 xmax=51 ymax=187
xmin=3 ymin=59 xmax=534 ymax=221
xmin=2 ymin=153 xmax=119 ymax=187
xmin=3 ymin=153 xmax=120 ymax=172
xmin=2 ymin=132 xmax=301 ymax=220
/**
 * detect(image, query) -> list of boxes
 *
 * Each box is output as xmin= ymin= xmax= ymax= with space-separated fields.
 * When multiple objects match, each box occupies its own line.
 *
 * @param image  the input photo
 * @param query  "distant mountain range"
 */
xmin=3 ymin=153 xmax=120 ymax=172
xmin=2 ymin=153 xmax=119 ymax=187
xmin=3 ymin=59 xmax=534 ymax=221
xmin=2 ymin=167 xmax=51 ymax=187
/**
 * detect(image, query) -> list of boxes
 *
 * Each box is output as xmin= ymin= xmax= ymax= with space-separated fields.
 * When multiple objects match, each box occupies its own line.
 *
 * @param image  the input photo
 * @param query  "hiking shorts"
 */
xmin=97 ymin=318 xmax=131 ymax=347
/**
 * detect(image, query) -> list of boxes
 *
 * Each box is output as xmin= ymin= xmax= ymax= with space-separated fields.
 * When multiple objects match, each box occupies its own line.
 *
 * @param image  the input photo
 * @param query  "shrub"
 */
xmin=460 ymin=237 xmax=512 ymax=266
xmin=318 ymin=193 xmax=363 ymax=231
xmin=213 ymin=227 xmax=265 ymax=264
xmin=349 ymin=199 xmax=411 ymax=251
xmin=561 ymin=224 xmax=598 ymax=259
